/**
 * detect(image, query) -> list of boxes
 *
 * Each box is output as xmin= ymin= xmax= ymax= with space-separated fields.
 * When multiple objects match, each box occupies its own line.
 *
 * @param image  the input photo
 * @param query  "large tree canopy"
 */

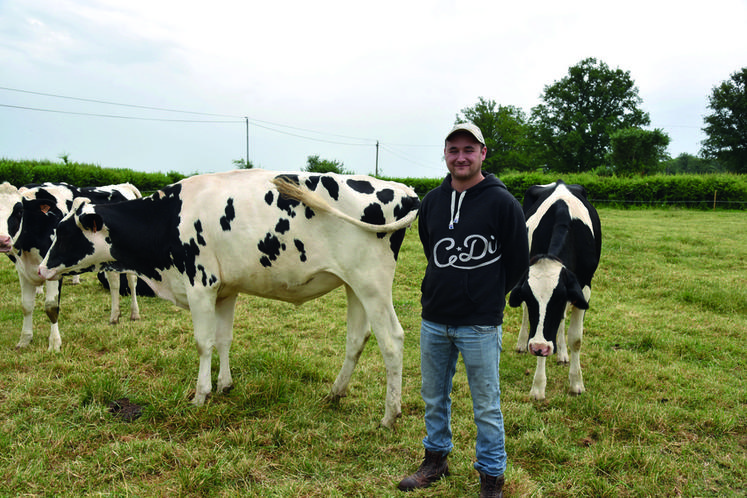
xmin=455 ymin=97 xmax=534 ymax=174
xmin=701 ymin=67 xmax=747 ymax=173
xmin=530 ymin=58 xmax=650 ymax=173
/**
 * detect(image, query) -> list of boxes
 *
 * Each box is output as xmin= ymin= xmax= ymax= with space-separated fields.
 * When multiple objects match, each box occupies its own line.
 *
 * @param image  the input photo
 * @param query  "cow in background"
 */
xmin=9 ymin=182 xmax=142 ymax=351
xmin=0 ymin=182 xmax=21 ymax=254
xmin=39 ymin=169 xmax=420 ymax=428
xmin=508 ymin=180 xmax=601 ymax=400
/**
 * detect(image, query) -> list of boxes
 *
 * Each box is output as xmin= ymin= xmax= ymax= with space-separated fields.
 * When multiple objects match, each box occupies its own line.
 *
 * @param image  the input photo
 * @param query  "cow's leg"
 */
xmin=567 ymin=304 xmax=587 ymax=396
xmin=515 ymin=304 xmax=529 ymax=353
xmin=214 ymin=294 xmax=236 ymax=395
xmin=188 ymin=289 xmax=219 ymax=406
xmin=43 ymin=280 xmax=62 ymax=352
xmin=16 ymin=273 xmax=37 ymax=349
xmin=105 ymin=272 xmax=122 ymax=324
xmin=530 ymin=356 xmax=547 ymax=400
xmin=125 ymin=273 xmax=141 ymax=321
xmin=556 ymin=303 xmax=570 ymax=365
xmin=346 ymin=284 xmax=404 ymax=429
xmin=330 ymin=286 xmax=372 ymax=402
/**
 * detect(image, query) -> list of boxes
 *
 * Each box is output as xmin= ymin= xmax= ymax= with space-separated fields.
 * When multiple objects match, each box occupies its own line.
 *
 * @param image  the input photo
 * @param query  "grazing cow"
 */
xmin=38 ymin=169 xmax=420 ymax=428
xmin=508 ymin=180 xmax=601 ymax=400
xmin=9 ymin=182 xmax=142 ymax=352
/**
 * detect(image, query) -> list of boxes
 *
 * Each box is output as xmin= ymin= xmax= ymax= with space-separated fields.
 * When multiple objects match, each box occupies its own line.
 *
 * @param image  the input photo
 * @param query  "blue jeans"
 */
xmin=420 ymin=319 xmax=506 ymax=477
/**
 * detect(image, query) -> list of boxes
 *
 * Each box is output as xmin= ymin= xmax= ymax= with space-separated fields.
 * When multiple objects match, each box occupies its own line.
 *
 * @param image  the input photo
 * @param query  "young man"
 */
xmin=398 ymin=123 xmax=529 ymax=497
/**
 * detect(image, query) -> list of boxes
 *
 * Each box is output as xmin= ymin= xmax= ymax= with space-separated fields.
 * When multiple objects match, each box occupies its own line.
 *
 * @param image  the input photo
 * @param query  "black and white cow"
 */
xmin=508 ymin=180 xmax=601 ymax=400
xmin=38 ymin=169 xmax=420 ymax=428
xmin=9 ymin=182 xmax=142 ymax=352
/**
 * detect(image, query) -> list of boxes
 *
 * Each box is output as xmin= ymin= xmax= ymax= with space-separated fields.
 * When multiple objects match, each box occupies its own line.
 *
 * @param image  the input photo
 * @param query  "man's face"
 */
xmin=444 ymin=133 xmax=487 ymax=185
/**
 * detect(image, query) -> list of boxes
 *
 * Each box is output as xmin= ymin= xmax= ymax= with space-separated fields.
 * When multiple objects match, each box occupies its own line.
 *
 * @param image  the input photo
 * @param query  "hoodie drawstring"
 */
xmin=449 ymin=190 xmax=466 ymax=230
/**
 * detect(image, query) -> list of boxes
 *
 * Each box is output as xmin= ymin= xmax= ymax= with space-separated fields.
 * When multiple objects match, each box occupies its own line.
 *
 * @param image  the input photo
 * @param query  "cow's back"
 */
xmin=524 ymin=181 xmax=601 ymax=287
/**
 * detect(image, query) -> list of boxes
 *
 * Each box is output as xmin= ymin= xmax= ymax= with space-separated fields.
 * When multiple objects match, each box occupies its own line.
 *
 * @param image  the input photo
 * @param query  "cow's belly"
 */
xmin=236 ymin=270 xmax=345 ymax=305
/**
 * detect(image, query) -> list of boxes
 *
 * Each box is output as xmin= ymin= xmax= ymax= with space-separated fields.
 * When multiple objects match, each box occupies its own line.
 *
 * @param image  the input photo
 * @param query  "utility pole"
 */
xmin=245 ymin=117 xmax=249 ymax=168
xmin=375 ymin=140 xmax=379 ymax=177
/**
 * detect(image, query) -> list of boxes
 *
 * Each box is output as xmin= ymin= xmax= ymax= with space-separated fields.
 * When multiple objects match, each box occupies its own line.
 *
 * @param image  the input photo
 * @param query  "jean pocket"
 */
xmin=471 ymin=325 xmax=498 ymax=334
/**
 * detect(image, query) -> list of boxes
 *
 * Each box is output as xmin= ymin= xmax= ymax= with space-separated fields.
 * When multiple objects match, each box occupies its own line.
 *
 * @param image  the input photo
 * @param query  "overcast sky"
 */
xmin=1 ymin=0 xmax=746 ymax=179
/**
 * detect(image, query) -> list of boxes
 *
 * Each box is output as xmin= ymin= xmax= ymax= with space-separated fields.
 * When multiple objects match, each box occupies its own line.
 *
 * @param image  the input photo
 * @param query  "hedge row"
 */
xmin=2 ymin=159 xmax=746 ymax=210
xmin=0 ymin=159 xmax=185 ymax=194
xmin=390 ymin=172 xmax=747 ymax=209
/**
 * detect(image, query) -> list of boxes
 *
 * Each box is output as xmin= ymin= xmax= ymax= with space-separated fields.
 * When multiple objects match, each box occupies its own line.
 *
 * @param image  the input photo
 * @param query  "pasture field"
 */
xmin=0 ymin=208 xmax=744 ymax=497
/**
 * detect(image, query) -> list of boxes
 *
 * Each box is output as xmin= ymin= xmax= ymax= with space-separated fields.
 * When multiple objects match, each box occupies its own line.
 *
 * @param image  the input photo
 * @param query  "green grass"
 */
xmin=0 ymin=208 xmax=745 ymax=497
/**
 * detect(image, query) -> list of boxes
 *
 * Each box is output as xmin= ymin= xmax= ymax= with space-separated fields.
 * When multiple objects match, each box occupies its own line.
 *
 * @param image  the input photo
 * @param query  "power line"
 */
xmin=0 ymin=85 xmax=241 ymax=118
xmin=0 ymin=103 xmax=242 ymax=123
xmin=1 ymin=85 xmax=441 ymax=170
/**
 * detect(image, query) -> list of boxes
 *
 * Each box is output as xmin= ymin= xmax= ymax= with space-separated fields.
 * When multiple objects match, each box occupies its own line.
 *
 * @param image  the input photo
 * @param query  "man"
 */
xmin=398 ymin=123 xmax=529 ymax=497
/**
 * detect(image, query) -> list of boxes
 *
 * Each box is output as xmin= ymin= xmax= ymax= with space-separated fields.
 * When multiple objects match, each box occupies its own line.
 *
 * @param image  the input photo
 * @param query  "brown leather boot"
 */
xmin=479 ymin=472 xmax=505 ymax=498
xmin=397 ymin=449 xmax=449 ymax=491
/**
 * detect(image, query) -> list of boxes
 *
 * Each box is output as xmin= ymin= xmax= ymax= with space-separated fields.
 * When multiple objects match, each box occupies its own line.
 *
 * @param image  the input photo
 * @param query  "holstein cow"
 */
xmin=39 ymin=169 xmax=420 ymax=428
xmin=508 ymin=180 xmax=601 ymax=400
xmin=9 ymin=182 xmax=142 ymax=352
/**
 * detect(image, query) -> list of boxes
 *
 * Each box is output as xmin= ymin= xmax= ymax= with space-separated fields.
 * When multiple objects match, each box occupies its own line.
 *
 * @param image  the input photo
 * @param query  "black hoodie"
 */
xmin=419 ymin=173 xmax=529 ymax=326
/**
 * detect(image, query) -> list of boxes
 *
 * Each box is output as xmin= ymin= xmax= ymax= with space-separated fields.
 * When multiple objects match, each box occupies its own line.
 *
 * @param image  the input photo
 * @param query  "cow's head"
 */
xmin=38 ymin=198 xmax=111 ymax=280
xmin=508 ymin=255 xmax=589 ymax=357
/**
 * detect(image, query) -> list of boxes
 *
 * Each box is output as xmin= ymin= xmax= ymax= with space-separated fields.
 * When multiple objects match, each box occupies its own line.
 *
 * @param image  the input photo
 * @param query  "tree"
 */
xmin=701 ymin=67 xmax=747 ymax=173
xmin=456 ymin=97 xmax=535 ymax=173
xmin=530 ymin=58 xmax=650 ymax=173
xmin=304 ymin=155 xmax=350 ymax=174
xmin=661 ymin=153 xmax=725 ymax=175
xmin=607 ymin=128 xmax=670 ymax=176
xmin=232 ymin=158 xmax=254 ymax=169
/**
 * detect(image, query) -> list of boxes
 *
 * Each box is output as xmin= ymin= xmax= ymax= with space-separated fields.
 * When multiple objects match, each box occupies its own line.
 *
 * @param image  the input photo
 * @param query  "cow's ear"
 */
xmin=38 ymin=201 xmax=54 ymax=214
xmin=564 ymin=271 xmax=589 ymax=310
xmin=508 ymin=283 xmax=525 ymax=307
xmin=79 ymin=213 xmax=104 ymax=233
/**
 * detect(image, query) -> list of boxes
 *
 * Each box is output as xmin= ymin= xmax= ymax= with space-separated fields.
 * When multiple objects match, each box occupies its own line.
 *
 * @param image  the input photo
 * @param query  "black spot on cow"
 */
xmin=258 ymin=232 xmax=283 ymax=267
xmin=220 ymin=198 xmax=235 ymax=231
xmin=361 ymin=202 xmax=386 ymax=225
xmin=276 ymin=194 xmax=299 ymax=218
xmin=275 ymin=218 xmax=290 ymax=234
xmin=196 ymin=264 xmax=217 ymax=287
xmin=305 ymin=206 xmax=315 ymax=219
xmin=264 ymin=191 xmax=274 ymax=205
xmin=321 ymin=176 xmax=340 ymax=201
xmin=347 ymin=179 xmax=375 ymax=195
xmin=294 ymin=239 xmax=307 ymax=262
xmin=305 ymin=176 xmax=320 ymax=191
xmin=376 ymin=188 xmax=395 ymax=204
xmin=194 ymin=220 xmax=207 ymax=246
xmin=395 ymin=195 xmax=420 ymax=220
xmin=361 ymin=203 xmax=387 ymax=239
xmin=276 ymin=174 xmax=300 ymax=185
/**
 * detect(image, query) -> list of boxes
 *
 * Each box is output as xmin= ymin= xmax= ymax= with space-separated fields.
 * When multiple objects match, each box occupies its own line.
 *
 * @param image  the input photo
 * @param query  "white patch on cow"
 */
xmin=526 ymin=258 xmax=562 ymax=354
xmin=526 ymin=182 xmax=595 ymax=249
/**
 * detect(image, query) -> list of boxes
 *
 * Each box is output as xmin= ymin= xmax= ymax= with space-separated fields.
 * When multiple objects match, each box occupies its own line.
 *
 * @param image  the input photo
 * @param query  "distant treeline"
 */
xmin=2 ymin=159 xmax=746 ymax=209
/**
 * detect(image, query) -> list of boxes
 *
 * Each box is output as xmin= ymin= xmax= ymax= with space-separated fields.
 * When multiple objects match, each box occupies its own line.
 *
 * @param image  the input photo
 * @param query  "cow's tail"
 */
xmin=272 ymin=177 xmax=418 ymax=233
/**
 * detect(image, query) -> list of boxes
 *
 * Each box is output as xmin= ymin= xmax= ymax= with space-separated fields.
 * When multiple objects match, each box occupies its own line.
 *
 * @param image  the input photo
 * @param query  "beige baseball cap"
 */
xmin=445 ymin=122 xmax=485 ymax=146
